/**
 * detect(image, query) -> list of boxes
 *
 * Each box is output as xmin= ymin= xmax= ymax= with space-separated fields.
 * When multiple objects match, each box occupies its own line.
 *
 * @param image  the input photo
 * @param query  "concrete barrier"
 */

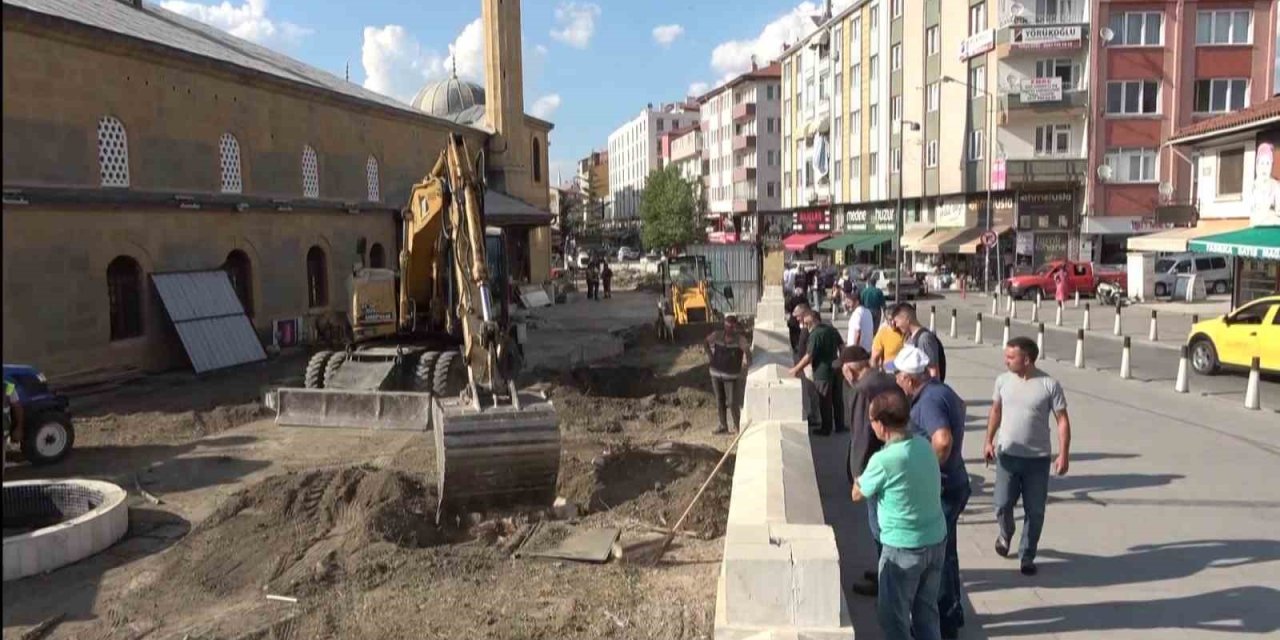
xmin=715 ymin=285 xmax=852 ymax=640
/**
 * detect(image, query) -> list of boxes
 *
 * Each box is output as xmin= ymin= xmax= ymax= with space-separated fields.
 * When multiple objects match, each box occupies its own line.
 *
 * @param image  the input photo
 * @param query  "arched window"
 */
xmin=98 ymin=116 xmax=130 ymax=187
xmin=365 ymin=155 xmax=380 ymax=202
xmin=107 ymin=255 xmax=143 ymax=340
xmin=223 ymin=250 xmax=253 ymax=316
xmin=369 ymin=242 xmax=386 ymax=269
xmin=219 ymin=133 xmax=243 ymax=194
xmin=531 ymin=137 xmax=542 ymax=183
xmin=301 ymin=145 xmax=319 ymax=198
xmin=306 ymin=245 xmax=328 ymax=307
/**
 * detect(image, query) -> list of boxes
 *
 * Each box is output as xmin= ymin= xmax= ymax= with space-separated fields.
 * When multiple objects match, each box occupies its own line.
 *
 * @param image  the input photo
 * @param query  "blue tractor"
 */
xmin=4 ymin=364 xmax=75 ymax=465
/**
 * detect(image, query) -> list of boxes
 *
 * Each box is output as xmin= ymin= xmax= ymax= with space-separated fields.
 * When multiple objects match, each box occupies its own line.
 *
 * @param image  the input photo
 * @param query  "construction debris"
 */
xmin=610 ymin=533 xmax=668 ymax=564
xmin=552 ymin=496 xmax=580 ymax=520
xmin=524 ymin=526 xmax=621 ymax=563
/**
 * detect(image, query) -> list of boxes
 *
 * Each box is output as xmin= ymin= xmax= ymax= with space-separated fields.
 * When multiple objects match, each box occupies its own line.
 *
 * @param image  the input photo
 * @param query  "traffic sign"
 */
xmin=981 ymin=229 xmax=998 ymax=249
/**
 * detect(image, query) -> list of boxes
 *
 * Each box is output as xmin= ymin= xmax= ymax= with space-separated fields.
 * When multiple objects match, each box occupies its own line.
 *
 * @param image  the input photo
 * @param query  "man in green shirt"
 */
xmin=790 ymin=309 xmax=841 ymax=435
xmin=852 ymin=389 xmax=946 ymax=640
xmin=860 ymin=281 xmax=887 ymax=332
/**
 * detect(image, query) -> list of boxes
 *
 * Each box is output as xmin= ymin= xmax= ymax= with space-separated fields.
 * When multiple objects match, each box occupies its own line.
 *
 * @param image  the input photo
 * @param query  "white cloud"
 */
xmin=443 ymin=18 xmax=484 ymax=81
xmin=652 ymin=24 xmax=684 ymax=47
xmin=707 ymin=1 xmax=854 ymax=84
xmin=530 ymin=94 xmax=562 ymax=120
xmin=160 ymin=0 xmax=311 ymax=46
xmin=360 ymin=19 xmax=486 ymax=104
xmin=688 ymin=81 xmax=710 ymax=97
xmin=550 ymin=2 xmax=601 ymax=49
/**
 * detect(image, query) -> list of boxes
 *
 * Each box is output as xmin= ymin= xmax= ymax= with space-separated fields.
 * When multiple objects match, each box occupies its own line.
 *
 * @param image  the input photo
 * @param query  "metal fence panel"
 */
xmin=686 ymin=243 xmax=761 ymax=317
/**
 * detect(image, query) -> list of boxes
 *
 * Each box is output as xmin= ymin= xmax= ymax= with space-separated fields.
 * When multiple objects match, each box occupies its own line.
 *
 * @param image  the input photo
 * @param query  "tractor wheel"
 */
xmin=305 ymin=351 xmax=333 ymax=389
xmin=433 ymin=350 xmax=468 ymax=397
xmin=414 ymin=351 xmax=441 ymax=392
xmin=323 ymin=351 xmax=348 ymax=387
xmin=22 ymin=411 xmax=74 ymax=466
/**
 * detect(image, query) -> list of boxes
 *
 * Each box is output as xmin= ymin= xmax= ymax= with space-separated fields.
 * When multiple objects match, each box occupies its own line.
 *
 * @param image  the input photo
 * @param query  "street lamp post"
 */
xmin=895 ymin=118 xmax=922 ymax=276
xmin=942 ymin=74 xmax=999 ymax=294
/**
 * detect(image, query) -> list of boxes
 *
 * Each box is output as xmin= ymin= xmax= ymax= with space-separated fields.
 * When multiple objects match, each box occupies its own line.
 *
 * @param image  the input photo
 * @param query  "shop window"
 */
xmin=98 ymin=116 xmax=130 ymax=187
xmin=306 ymin=246 xmax=328 ymax=308
xmin=223 ymin=250 xmax=253 ymax=316
xmin=369 ymin=242 xmax=386 ymax=269
xmin=107 ymin=255 xmax=143 ymax=340
xmin=219 ymin=133 xmax=243 ymax=194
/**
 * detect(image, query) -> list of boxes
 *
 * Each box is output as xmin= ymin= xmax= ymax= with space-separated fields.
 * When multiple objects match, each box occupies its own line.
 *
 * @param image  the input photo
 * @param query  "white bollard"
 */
xmin=1007 ymin=294 xmax=1014 ymax=315
xmin=930 ymin=305 xmax=936 ymax=332
xmin=1074 ymin=329 xmax=1085 ymax=368
xmin=1083 ymin=303 xmax=1091 ymax=331
xmin=1031 ymin=300 xmax=1040 ymax=323
xmin=1002 ymin=318 xmax=1011 ymax=347
xmin=991 ymin=294 xmax=999 ymax=316
xmin=1036 ymin=290 xmax=1043 ymax=307
xmin=1148 ymin=310 xmax=1158 ymax=342
xmin=1245 ymin=357 xmax=1261 ymax=410
xmin=1120 ymin=336 xmax=1132 ymax=380
xmin=949 ymin=309 xmax=958 ymax=338
xmin=1055 ymin=302 xmax=1063 ymax=327
xmin=1037 ymin=322 xmax=1045 ymax=356
xmin=1113 ymin=305 xmax=1123 ymax=336
xmin=974 ymin=312 xmax=984 ymax=344
xmin=1175 ymin=345 xmax=1190 ymax=393
xmin=1011 ymin=299 xmax=1019 ymax=321
xmin=1074 ymin=289 xmax=1080 ymax=308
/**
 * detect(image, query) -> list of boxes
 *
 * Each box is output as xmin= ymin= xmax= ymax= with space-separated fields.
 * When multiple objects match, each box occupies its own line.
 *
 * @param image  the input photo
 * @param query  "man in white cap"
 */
xmin=894 ymin=345 xmax=970 ymax=640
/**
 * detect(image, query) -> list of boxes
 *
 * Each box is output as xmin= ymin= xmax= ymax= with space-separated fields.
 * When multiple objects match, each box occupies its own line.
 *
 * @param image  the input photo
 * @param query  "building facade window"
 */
xmin=1217 ymin=148 xmax=1245 ymax=196
xmin=107 ymin=255 xmax=143 ymax=340
xmin=532 ymin=138 xmax=543 ymax=183
xmin=97 ymin=116 xmax=130 ymax=188
xmin=1035 ymin=124 xmax=1072 ymax=155
xmin=926 ymin=26 xmax=940 ymax=55
xmin=969 ymin=3 xmax=987 ymax=35
xmin=1036 ymin=58 xmax=1079 ymax=89
xmin=369 ymin=242 xmax=387 ymax=269
xmin=1105 ymin=148 xmax=1158 ymax=183
xmin=890 ymin=148 xmax=901 ymax=173
xmin=1197 ymin=10 xmax=1251 ymax=45
xmin=306 ymin=245 xmax=329 ymax=308
xmin=223 ymin=249 xmax=253 ymax=316
xmin=927 ymin=82 xmax=940 ymax=112
xmin=969 ymin=66 xmax=986 ymax=98
xmin=926 ymin=139 xmax=939 ymax=167
xmin=869 ymin=152 xmax=878 ymax=178
xmin=1109 ymin=11 xmax=1163 ymax=46
xmin=851 ymin=156 xmax=861 ymax=183
xmin=1106 ymin=80 xmax=1159 ymax=114
xmin=891 ymin=44 xmax=902 ymax=71
xmin=869 ymin=56 xmax=879 ymax=98
xmin=870 ymin=6 xmax=879 ymax=43
xmin=891 ymin=96 xmax=902 ymax=124
xmin=301 ymin=145 xmax=319 ymax=198
xmin=365 ymin=155 xmax=380 ymax=202
xmin=219 ymin=133 xmax=242 ymax=194
xmin=1194 ymin=78 xmax=1248 ymax=113
xmin=969 ymin=130 xmax=985 ymax=160
xmin=892 ymin=0 xmax=903 ymax=19
xmin=834 ymin=26 xmax=843 ymax=59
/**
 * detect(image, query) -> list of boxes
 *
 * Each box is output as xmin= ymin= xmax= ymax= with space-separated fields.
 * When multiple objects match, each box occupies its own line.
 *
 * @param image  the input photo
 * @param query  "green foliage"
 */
xmin=640 ymin=165 xmax=703 ymax=252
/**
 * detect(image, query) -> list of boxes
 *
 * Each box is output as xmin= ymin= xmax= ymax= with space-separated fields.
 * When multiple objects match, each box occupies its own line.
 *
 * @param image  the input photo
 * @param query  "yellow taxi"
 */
xmin=1187 ymin=295 xmax=1280 ymax=375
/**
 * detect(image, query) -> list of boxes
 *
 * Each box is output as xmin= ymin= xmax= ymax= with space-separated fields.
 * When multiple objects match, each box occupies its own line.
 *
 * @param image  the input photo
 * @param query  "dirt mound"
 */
xmin=559 ymin=442 xmax=734 ymax=539
xmin=633 ymin=272 xmax=665 ymax=293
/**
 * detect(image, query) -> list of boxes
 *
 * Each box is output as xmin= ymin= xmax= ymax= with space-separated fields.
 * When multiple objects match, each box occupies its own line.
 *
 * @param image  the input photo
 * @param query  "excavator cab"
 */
xmin=656 ymin=254 xmax=716 ymax=340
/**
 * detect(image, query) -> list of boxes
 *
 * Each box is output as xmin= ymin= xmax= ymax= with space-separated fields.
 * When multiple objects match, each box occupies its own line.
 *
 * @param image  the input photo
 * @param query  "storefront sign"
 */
xmin=1017 ymin=190 xmax=1075 ymax=230
xmin=1019 ymin=77 xmax=1063 ymax=103
xmin=1248 ymin=140 xmax=1280 ymax=226
xmin=959 ymin=29 xmax=995 ymax=61
xmin=873 ymin=207 xmax=897 ymax=229
xmin=793 ymin=208 xmax=832 ymax=232
xmin=845 ymin=208 xmax=869 ymax=230
xmin=1011 ymin=25 xmax=1083 ymax=50
xmin=968 ymin=193 xmax=1016 ymax=227
xmin=937 ymin=197 xmax=968 ymax=228
xmin=991 ymin=157 xmax=1007 ymax=191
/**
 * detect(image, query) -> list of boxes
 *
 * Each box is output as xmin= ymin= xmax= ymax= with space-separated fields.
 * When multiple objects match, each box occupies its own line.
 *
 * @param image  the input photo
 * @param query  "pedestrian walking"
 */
xmin=790 ymin=309 xmax=841 ymax=436
xmin=783 ymin=262 xmax=797 ymax=298
xmin=785 ymin=294 xmax=808 ymax=354
xmin=871 ymin=320 xmax=906 ymax=371
xmin=983 ymin=336 xmax=1072 ymax=576
xmin=851 ymin=389 xmax=947 ymax=640
xmin=845 ymin=292 xmax=875 ymax=352
xmin=585 ymin=260 xmax=600 ymax=300
xmin=601 ymin=260 xmax=613 ymax=299
xmin=893 ymin=346 xmax=970 ymax=639
xmin=1053 ymin=269 xmax=1068 ymax=306
xmin=891 ymin=303 xmax=947 ymax=382
xmin=841 ymin=346 xmax=902 ymax=597
xmin=705 ymin=315 xmax=751 ymax=435
xmin=860 ymin=280 xmax=887 ymax=332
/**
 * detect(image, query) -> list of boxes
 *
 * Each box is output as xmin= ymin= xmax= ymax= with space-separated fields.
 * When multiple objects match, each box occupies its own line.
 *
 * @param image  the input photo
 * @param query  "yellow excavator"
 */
xmin=656 ymin=254 xmax=718 ymax=341
xmin=270 ymin=133 xmax=559 ymax=514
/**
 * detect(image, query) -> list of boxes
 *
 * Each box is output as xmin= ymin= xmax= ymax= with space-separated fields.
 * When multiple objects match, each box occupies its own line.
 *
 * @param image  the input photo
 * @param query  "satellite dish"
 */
xmin=1096 ymin=164 xmax=1114 ymax=181
xmin=1006 ymin=73 xmax=1021 ymax=90
xmin=1099 ymin=27 xmax=1115 ymax=42
xmin=1159 ymin=181 xmax=1174 ymax=197
xmin=1010 ymin=2 xmax=1025 ymax=16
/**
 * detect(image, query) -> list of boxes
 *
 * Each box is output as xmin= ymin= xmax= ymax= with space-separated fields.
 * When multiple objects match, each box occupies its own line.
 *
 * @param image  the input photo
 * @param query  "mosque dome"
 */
xmin=410 ymin=66 xmax=486 ymax=125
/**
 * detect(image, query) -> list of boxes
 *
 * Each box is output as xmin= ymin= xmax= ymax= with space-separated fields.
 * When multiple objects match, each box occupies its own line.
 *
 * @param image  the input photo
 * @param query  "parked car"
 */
xmin=616 ymin=246 xmax=640 ymax=261
xmin=1154 ymin=253 xmax=1232 ymax=297
xmin=1187 ymin=295 xmax=1280 ymax=375
xmin=3 ymin=364 xmax=75 ymax=465
xmin=869 ymin=268 xmax=920 ymax=300
xmin=846 ymin=263 xmax=878 ymax=282
xmin=1003 ymin=260 xmax=1127 ymax=300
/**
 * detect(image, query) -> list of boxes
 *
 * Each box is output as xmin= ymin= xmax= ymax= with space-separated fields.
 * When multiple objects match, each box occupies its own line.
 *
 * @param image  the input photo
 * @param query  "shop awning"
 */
xmin=853 ymin=232 xmax=894 ymax=251
xmin=1126 ymin=219 xmax=1251 ymax=253
xmin=916 ymin=227 xmax=972 ymax=254
xmin=783 ymin=232 xmax=830 ymax=251
xmin=816 ymin=231 xmax=892 ymax=251
xmin=900 ymin=224 xmax=935 ymax=251
xmin=1188 ymin=226 xmax=1280 ymax=261
xmin=953 ymin=225 xmax=1013 ymax=254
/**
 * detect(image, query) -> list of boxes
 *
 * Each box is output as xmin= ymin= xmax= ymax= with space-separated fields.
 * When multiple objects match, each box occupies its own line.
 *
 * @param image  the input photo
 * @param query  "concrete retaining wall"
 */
xmin=715 ymin=286 xmax=852 ymax=639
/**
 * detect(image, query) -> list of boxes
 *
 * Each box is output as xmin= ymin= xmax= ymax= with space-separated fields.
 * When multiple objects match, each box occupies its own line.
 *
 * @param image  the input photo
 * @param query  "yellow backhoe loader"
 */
xmin=656 ymin=254 xmax=718 ymax=341
xmin=269 ymin=133 xmax=559 ymax=515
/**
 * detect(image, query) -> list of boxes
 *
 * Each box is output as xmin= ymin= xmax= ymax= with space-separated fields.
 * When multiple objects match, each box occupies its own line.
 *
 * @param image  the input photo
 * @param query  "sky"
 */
xmin=157 ymin=0 xmax=855 ymax=186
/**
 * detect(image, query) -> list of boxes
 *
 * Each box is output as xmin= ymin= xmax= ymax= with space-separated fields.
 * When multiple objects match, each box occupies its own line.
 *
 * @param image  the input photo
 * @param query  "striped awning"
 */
xmin=1187 ymin=226 xmax=1280 ymax=261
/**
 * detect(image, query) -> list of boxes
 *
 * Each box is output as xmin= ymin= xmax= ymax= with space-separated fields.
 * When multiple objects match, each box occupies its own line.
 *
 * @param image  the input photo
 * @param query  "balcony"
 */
xmin=733 ymin=166 xmax=756 ymax=183
xmin=732 ymin=198 xmax=757 ymax=214
xmin=1003 ymin=157 xmax=1088 ymax=187
xmin=732 ymin=134 xmax=757 ymax=151
xmin=733 ymin=102 xmax=756 ymax=122
xmin=1001 ymin=88 xmax=1088 ymax=123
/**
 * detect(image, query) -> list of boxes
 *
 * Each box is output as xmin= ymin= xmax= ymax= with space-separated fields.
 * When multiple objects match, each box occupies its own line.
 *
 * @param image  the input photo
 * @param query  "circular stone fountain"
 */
xmin=3 ymin=479 xmax=128 ymax=581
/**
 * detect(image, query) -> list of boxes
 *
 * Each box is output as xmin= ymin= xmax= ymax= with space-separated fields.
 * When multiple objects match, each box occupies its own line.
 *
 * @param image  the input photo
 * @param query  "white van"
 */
xmin=1153 ymin=253 xmax=1232 ymax=297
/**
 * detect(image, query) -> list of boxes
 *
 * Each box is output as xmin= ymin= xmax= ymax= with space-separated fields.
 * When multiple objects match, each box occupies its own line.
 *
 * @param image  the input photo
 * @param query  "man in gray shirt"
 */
xmin=983 ymin=336 xmax=1072 ymax=576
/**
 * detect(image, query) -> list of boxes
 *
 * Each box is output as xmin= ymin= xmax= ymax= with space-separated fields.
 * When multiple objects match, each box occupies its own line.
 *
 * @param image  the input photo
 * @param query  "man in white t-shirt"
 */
xmin=845 ymin=292 xmax=875 ymax=351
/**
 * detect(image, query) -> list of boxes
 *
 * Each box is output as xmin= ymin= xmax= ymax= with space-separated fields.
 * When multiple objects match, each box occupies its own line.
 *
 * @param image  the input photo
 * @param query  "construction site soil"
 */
xmin=3 ymin=325 xmax=738 ymax=640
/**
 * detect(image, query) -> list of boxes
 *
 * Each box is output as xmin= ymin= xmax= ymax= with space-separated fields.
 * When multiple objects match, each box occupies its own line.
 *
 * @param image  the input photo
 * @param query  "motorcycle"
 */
xmin=1097 ymin=281 xmax=1128 ymax=308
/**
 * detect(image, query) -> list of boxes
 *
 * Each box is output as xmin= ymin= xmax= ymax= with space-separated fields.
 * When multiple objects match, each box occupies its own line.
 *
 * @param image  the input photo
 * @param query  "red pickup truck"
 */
xmin=1004 ymin=260 xmax=1127 ymax=300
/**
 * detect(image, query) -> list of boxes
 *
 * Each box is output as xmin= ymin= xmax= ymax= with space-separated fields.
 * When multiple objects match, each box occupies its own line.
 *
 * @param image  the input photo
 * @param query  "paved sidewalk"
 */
xmin=810 ymin=334 xmax=1280 ymax=639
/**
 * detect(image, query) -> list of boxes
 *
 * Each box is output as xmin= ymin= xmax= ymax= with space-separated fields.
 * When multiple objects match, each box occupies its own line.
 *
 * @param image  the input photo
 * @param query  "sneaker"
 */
xmin=850 ymin=579 xmax=878 ymax=597
xmin=1020 ymin=561 xmax=1038 ymax=576
xmin=994 ymin=535 xmax=1010 ymax=558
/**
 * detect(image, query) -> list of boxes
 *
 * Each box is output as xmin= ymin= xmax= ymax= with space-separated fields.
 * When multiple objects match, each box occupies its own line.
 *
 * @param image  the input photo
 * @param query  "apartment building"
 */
xmin=576 ymin=149 xmax=609 ymax=221
xmin=659 ymin=124 xmax=705 ymax=199
xmin=606 ymin=103 xmax=700 ymax=222
xmin=699 ymin=62 xmax=784 ymax=241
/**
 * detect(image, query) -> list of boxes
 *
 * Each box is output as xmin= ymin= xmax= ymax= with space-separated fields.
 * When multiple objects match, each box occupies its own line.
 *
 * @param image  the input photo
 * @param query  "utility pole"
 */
xmin=894 ymin=118 xmax=921 ymax=274
xmin=943 ymin=74 xmax=998 ymax=293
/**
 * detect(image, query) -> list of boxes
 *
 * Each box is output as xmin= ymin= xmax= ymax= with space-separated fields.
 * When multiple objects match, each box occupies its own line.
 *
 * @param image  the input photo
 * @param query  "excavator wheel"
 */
xmin=433 ymin=350 xmax=468 ymax=397
xmin=304 ymin=351 xmax=333 ymax=389
xmin=324 ymin=351 xmax=348 ymax=387
xmin=414 ymin=351 xmax=442 ymax=393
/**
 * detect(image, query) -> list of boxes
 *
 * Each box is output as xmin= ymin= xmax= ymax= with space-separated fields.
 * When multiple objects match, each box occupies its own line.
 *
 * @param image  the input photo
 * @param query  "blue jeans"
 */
xmin=995 ymin=452 xmax=1051 ymax=563
xmin=940 ymin=482 xmax=972 ymax=635
xmin=878 ymin=541 xmax=945 ymax=640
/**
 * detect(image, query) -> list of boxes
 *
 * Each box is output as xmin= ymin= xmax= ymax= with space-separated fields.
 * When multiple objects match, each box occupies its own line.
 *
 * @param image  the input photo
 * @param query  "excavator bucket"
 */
xmin=273 ymin=388 xmax=435 ymax=431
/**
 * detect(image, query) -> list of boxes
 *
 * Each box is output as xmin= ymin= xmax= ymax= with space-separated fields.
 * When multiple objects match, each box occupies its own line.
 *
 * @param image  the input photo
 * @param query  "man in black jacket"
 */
xmin=841 ymin=345 xmax=901 ymax=596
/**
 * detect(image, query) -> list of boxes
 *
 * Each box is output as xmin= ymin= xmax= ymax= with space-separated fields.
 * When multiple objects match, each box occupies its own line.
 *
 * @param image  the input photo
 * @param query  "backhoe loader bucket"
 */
xmin=273 ymin=388 xmax=435 ymax=431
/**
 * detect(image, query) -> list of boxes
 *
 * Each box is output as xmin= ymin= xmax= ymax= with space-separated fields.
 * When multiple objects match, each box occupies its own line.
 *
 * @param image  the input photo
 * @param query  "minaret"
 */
xmin=482 ymin=0 xmax=530 ymax=198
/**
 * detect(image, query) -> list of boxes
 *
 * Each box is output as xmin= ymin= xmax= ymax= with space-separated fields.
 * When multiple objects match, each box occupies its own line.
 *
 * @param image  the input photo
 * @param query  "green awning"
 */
xmin=817 ymin=231 xmax=893 ymax=251
xmin=1187 ymin=226 xmax=1280 ymax=261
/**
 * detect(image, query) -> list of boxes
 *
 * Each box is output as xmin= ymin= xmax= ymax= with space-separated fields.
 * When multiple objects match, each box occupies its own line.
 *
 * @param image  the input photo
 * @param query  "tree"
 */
xmin=640 ymin=165 xmax=703 ymax=252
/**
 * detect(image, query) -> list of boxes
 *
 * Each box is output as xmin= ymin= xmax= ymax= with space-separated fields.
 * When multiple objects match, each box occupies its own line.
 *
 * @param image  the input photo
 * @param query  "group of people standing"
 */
xmin=583 ymin=258 xmax=613 ymax=301
xmin=783 ymin=277 xmax=1073 ymax=640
